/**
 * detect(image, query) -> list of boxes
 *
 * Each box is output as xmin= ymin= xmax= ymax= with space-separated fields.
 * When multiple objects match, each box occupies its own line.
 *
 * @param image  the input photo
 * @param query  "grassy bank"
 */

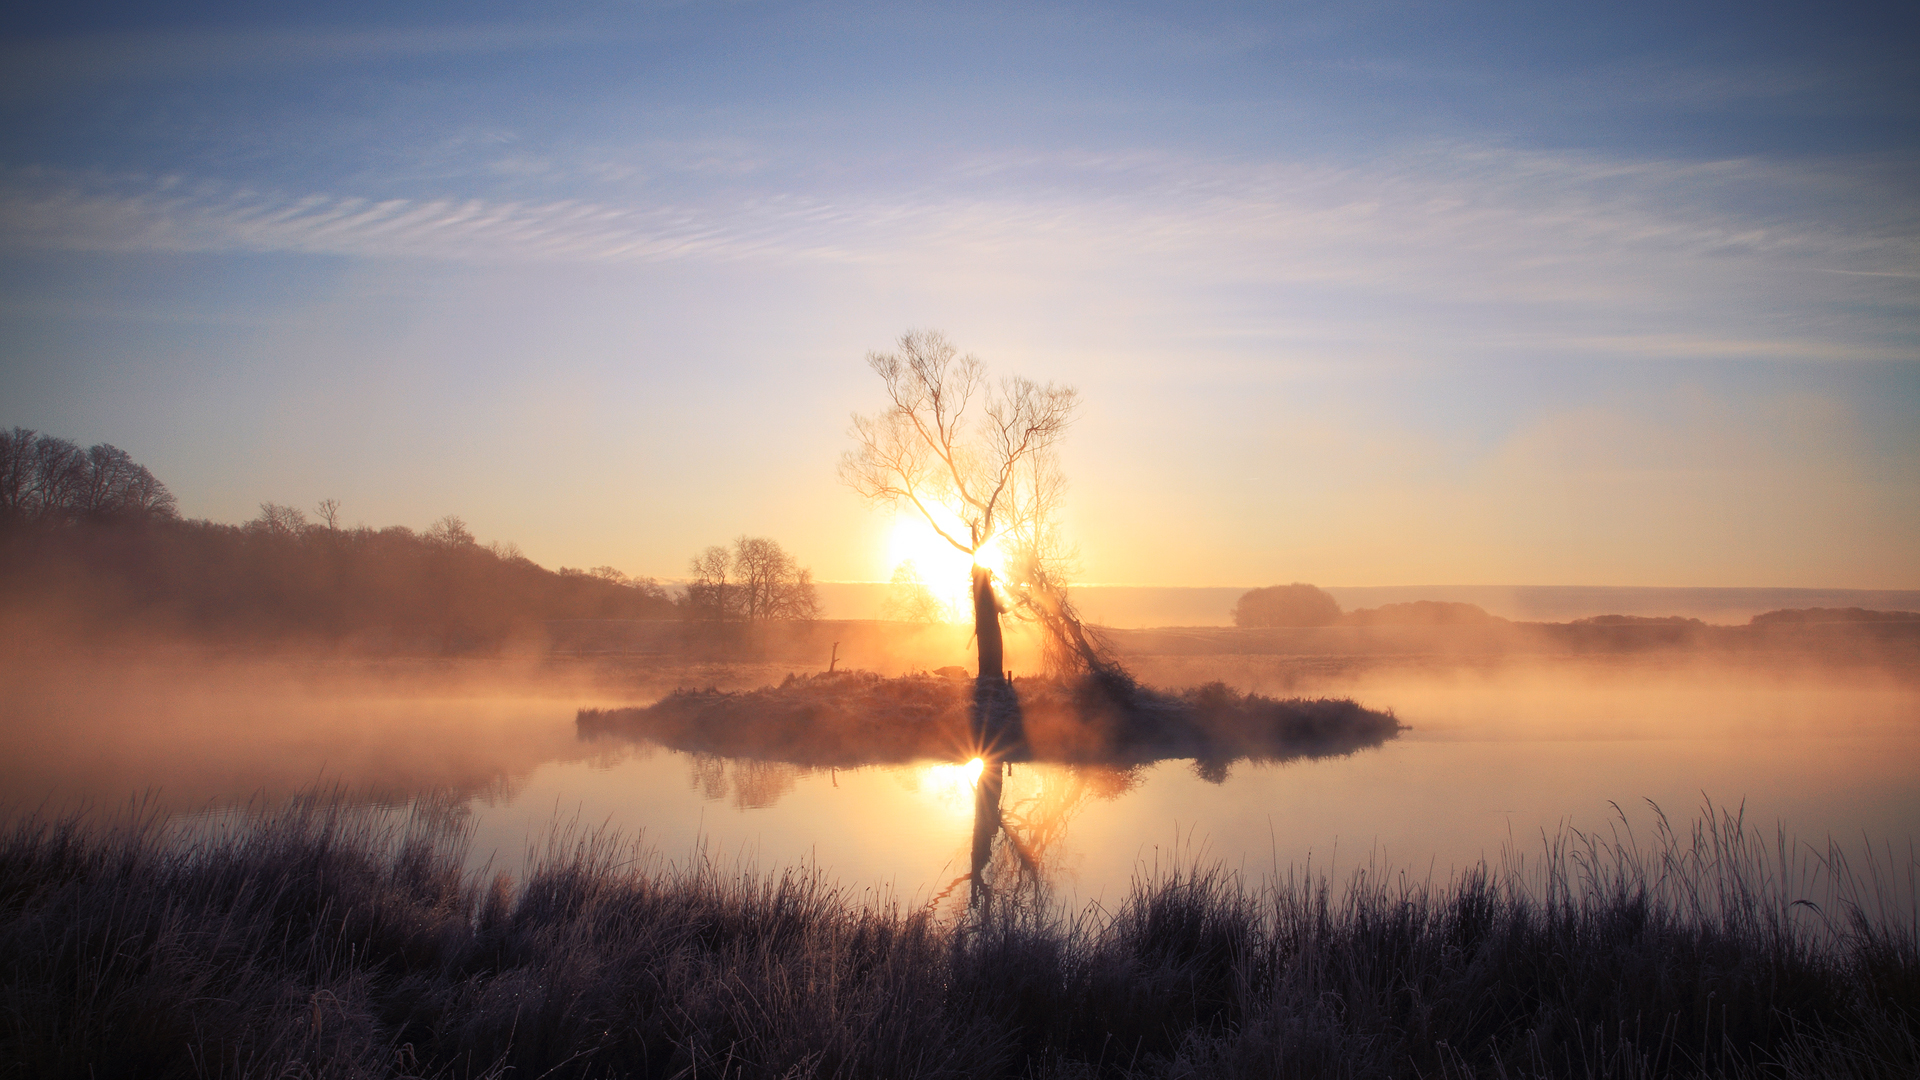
xmin=1 ymin=797 xmax=1913 ymax=1079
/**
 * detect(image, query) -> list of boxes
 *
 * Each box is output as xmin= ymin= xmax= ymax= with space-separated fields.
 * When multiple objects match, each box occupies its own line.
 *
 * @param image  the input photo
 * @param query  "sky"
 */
xmin=1 ymin=0 xmax=1915 ymax=589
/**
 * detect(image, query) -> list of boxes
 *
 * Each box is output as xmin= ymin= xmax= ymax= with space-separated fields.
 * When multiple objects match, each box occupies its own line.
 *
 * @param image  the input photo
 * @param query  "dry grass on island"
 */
xmin=577 ymin=668 xmax=1402 ymax=770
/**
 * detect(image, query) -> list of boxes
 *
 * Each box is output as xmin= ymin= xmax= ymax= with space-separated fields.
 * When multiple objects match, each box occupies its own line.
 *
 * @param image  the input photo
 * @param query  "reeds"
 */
xmin=1 ymin=795 xmax=1912 ymax=1078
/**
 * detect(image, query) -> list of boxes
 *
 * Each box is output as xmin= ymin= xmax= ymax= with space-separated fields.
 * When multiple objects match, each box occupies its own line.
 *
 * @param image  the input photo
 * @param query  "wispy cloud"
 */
xmin=3 ymin=144 xmax=1912 ymax=361
xmin=0 ymin=24 xmax=595 ymax=92
xmin=0 ymin=173 xmax=817 ymax=263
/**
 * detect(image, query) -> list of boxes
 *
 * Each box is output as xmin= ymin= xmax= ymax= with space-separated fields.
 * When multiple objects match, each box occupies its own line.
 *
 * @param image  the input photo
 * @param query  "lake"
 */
xmin=4 ymin=649 xmax=1916 ymax=916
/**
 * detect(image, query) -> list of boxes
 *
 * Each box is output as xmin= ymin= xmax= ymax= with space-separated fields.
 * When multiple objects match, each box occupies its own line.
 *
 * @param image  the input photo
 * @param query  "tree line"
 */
xmin=1233 ymin=582 xmax=1919 ymax=630
xmin=0 ymin=430 xmax=820 ymax=652
xmin=0 ymin=428 xmax=177 ymax=523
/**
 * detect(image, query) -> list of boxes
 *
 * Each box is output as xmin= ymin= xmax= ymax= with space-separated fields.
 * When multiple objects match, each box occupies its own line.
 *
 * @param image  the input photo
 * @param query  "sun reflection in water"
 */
xmin=920 ymin=757 xmax=986 ymax=817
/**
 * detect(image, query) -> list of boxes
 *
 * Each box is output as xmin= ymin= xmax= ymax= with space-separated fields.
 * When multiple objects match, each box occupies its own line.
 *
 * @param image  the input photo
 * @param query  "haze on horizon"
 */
xmin=2 ymin=0 xmax=1915 ymax=590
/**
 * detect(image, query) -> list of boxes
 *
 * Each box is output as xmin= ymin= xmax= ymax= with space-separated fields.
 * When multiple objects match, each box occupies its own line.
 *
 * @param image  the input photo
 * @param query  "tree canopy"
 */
xmin=840 ymin=331 xmax=1077 ymax=571
xmin=1233 ymin=583 xmax=1343 ymax=627
xmin=684 ymin=536 xmax=821 ymax=623
xmin=0 ymin=428 xmax=176 ymax=524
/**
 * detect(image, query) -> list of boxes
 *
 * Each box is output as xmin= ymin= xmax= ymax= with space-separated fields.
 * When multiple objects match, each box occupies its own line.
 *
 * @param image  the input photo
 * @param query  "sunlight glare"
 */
xmin=887 ymin=511 xmax=989 ymax=614
xmin=919 ymin=757 xmax=986 ymax=818
xmin=888 ymin=508 xmax=1013 ymax=584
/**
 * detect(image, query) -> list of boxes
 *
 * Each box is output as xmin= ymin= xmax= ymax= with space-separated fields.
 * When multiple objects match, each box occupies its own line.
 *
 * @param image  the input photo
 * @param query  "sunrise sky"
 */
xmin=2 ymin=1 xmax=1915 ymax=588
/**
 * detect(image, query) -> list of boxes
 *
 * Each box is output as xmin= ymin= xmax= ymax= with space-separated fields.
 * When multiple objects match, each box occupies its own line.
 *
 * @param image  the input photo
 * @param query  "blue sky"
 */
xmin=2 ymin=0 xmax=1915 ymax=587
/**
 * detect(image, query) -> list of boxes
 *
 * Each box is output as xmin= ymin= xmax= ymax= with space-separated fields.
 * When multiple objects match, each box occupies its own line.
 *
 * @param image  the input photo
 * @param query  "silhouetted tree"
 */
xmin=252 ymin=502 xmax=308 ymax=537
xmin=732 ymin=536 xmax=821 ymax=621
xmin=685 ymin=544 xmax=735 ymax=621
xmin=685 ymin=538 xmax=820 ymax=622
xmin=0 ymin=429 xmax=31 ymax=518
xmin=841 ymin=331 xmax=1078 ymax=683
xmin=0 ymin=428 xmax=176 ymax=524
xmin=1233 ymin=583 xmax=1342 ymax=627
xmin=425 ymin=515 xmax=475 ymax=546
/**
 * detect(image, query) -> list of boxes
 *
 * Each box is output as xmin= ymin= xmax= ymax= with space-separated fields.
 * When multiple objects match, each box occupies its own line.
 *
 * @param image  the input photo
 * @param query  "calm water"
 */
xmin=6 ymin=655 xmax=1916 ymax=912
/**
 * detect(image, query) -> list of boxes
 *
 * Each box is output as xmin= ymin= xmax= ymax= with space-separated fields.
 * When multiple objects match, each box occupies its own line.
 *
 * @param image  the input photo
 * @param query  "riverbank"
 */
xmin=3 ymin=796 xmax=1913 ymax=1078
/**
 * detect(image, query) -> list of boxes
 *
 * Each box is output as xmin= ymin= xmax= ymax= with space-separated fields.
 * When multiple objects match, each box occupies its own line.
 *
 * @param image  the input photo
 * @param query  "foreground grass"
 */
xmin=1 ymin=797 xmax=1914 ymax=1079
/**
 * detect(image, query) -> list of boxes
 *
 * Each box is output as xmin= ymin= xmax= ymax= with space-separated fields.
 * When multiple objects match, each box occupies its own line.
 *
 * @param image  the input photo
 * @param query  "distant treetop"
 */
xmin=0 ymin=428 xmax=177 ymax=524
xmin=1233 ymin=583 xmax=1342 ymax=627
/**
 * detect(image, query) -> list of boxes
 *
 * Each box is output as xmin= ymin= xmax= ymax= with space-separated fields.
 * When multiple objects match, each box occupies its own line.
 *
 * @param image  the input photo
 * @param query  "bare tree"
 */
xmin=252 ymin=502 xmax=308 ymax=537
xmin=0 ymin=430 xmax=177 ymax=523
xmin=685 ymin=544 xmax=735 ymax=621
xmin=425 ymin=515 xmax=475 ymax=546
xmin=841 ymin=330 xmax=1078 ymax=684
xmin=685 ymin=539 xmax=820 ymax=622
xmin=315 ymin=498 xmax=341 ymax=531
xmin=879 ymin=559 xmax=950 ymax=623
xmin=26 ymin=436 xmax=84 ymax=519
xmin=732 ymin=537 xmax=789 ymax=622
xmin=0 ymin=428 xmax=34 ymax=520
xmin=773 ymin=565 xmax=823 ymax=621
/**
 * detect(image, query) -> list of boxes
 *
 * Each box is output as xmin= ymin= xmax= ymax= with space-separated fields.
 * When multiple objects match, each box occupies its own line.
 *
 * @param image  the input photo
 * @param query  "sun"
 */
xmin=918 ymin=757 xmax=986 ymax=818
xmin=887 ymin=510 xmax=1010 ymax=581
xmin=887 ymin=511 xmax=998 ymax=585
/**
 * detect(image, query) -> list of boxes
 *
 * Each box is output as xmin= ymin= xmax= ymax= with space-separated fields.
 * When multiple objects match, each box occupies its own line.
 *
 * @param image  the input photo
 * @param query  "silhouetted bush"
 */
xmin=2 ymin=797 xmax=1912 ymax=1078
xmin=1232 ymin=583 xmax=1342 ymax=627
xmin=1342 ymin=600 xmax=1506 ymax=626
xmin=1752 ymin=607 xmax=1920 ymax=626
xmin=1571 ymin=614 xmax=1707 ymax=627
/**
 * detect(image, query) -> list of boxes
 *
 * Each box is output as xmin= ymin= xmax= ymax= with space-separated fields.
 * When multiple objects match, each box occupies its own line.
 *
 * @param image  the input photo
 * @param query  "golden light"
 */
xmin=971 ymin=534 xmax=1009 ymax=577
xmin=888 ymin=507 xmax=1013 ymax=578
xmin=887 ymin=510 xmax=1010 ymax=617
xmin=918 ymin=757 xmax=987 ymax=818
xmin=888 ymin=511 xmax=966 ymax=572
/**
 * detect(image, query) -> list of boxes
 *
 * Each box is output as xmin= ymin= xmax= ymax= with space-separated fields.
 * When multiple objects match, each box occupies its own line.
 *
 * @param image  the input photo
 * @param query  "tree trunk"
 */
xmin=970 ymin=564 xmax=1024 ymax=759
xmin=971 ymin=564 xmax=1004 ymax=682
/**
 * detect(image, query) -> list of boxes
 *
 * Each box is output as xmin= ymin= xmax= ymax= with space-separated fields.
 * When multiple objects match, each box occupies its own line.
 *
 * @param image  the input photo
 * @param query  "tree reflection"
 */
xmin=962 ymin=758 xmax=1139 ymax=909
xmin=583 ymin=669 xmax=1402 ymax=908
xmin=968 ymin=759 xmax=1004 ymax=906
xmin=686 ymin=753 xmax=809 ymax=809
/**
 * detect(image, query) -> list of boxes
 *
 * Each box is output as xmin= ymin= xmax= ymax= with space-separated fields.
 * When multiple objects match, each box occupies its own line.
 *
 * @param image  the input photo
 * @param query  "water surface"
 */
xmin=6 ymin=654 xmax=1914 ymax=913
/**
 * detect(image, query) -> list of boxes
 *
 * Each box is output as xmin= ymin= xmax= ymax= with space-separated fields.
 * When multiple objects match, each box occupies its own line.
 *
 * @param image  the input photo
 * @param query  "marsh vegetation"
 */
xmin=577 ymin=669 xmax=1401 ymax=771
xmin=2 ymin=795 xmax=1913 ymax=1079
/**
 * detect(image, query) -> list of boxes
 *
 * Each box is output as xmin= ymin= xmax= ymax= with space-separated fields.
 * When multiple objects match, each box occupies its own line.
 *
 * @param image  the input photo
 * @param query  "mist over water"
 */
xmin=8 ymin=633 xmax=1914 ymax=916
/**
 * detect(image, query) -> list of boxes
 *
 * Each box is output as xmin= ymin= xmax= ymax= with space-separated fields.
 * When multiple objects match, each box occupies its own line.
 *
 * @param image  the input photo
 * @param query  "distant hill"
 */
xmin=0 ymin=506 xmax=681 ymax=653
xmin=812 ymin=582 xmax=1920 ymax=628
